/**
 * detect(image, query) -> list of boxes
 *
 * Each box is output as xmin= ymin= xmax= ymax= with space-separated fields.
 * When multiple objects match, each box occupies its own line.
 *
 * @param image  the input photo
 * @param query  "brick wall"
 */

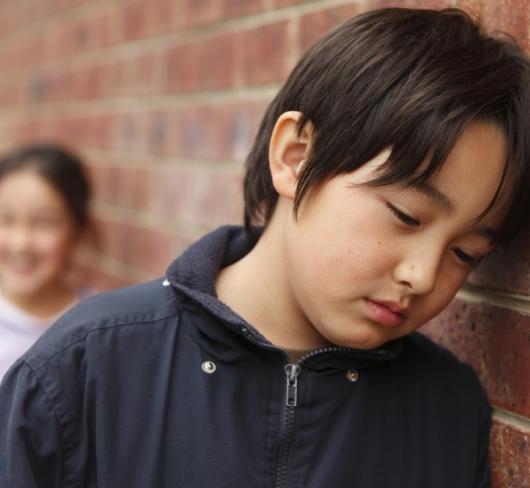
xmin=0 ymin=0 xmax=528 ymax=485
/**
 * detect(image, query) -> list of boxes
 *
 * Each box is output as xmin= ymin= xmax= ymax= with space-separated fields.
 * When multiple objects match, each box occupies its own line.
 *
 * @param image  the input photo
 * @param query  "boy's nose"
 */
xmin=392 ymin=250 xmax=442 ymax=295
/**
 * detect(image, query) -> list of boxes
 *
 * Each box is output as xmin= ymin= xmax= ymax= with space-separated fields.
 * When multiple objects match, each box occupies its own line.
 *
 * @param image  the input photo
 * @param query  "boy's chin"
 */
xmin=321 ymin=323 xmax=408 ymax=351
xmin=326 ymin=334 xmax=393 ymax=351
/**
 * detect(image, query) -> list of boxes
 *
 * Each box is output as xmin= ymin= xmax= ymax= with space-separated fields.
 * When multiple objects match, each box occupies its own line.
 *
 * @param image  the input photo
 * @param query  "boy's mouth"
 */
xmin=364 ymin=298 xmax=408 ymax=327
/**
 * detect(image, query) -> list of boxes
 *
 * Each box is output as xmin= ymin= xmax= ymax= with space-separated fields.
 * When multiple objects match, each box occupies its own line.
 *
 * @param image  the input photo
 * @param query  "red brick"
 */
xmin=299 ymin=5 xmax=360 ymax=52
xmin=99 ymin=6 xmax=124 ymax=46
xmin=273 ymin=0 xmax=316 ymax=6
xmin=222 ymin=0 xmax=264 ymax=18
xmin=423 ymin=300 xmax=530 ymax=418
xmin=3 ymin=98 xmax=268 ymax=161
xmin=97 ymin=61 xmax=125 ymax=97
xmin=121 ymin=0 xmax=153 ymax=41
xmin=177 ymin=0 xmax=267 ymax=27
xmin=88 ymin=267 xmax=134 ymax=291
xmin=92 ymin=164 xmax=154 ymax=211
xmin=367 ymin=0 xmax=452 ymax=8
xmin=165 ymin=32 xmax=237 ymax=93
xmin=0 ymin=14 xmax=8 ymax=36
xmin=237 ymin=21 xmax=291 ymax=86
xmin=458 ymin=0 xmax=530 ymax=49
xmin=147 ymin=111 xmax=172 ymax=155
xmin=168 ymin=100 xmax=268 ymax=161
xmin=179 ymin=0 xmax=223 ymax=28
xmin=54 ymin=0 xmax=92 ymax=11
xmin=0 ymin=85 xmax=18 ymax=106
xmin=121 ymin=52 xmax=165 ymax=96
xmin=165 ymin=43 xmax=200 ymax=92
xmin=94 ymin=217 xmax=180 ymax=276
xmin=468 ymin=228 xmax=530 ymax=296
xmin=490 ymin=418 xmax=530 ymax=488
xmin=144 ymin=0 xmax=175 ymax=36
xmin=54 ymin=116 xmax=91 ymax=146
xmin=111 ymin=0 xmax=174 ymax=42
xmin=87 ymin=164 xmax=123 ymax=207
xmin=486 ymin=312 xmax=530 ymax=418
xmin=75 ymin=259 xmax=134 ymax=291
xmin=10 ymin=113 xmax=113 ymax=150
xmin=151 ymin=165 xmax=243 ymax=228
xmin=89 ymin=114 xmax=114 ymax=149
xmin=421 ymin=299 xmax=487 ymax=377
xmin=110 ymin=112 xmax=150 ymax=153
xmin=31 ymin=6 xmax=119 ymax=62
xmin=75 ymin=66 xmax=105 ymax=100
xmin=8 ymin=38 xmax=44 ymax=68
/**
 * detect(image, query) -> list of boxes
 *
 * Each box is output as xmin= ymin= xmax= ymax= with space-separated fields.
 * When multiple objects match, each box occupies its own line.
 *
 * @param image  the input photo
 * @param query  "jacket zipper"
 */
xmin=275 ymin=363 xmax=301 ymax=488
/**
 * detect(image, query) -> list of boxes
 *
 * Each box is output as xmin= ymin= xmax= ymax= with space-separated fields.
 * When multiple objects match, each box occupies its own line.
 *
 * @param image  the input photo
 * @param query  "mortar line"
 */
xmin=492 ymin=408 xmax=530 ymax=432
xmin=0 ymin=86 xmax=279 ymax=116
xmin=83 ymin=150 xmax=242 ymax=171
xmin=457 ymin=284 xmax=530 ymax=316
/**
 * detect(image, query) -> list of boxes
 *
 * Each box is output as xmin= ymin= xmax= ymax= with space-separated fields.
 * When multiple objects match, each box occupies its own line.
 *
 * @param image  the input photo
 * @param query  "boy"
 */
xmin=1 ymin=7 xmax=529 ymax=488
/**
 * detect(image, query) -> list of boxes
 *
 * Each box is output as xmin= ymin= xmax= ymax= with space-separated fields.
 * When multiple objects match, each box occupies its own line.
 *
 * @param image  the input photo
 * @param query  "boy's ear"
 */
xmin=268 ymin=111 xmax=314 ymax=200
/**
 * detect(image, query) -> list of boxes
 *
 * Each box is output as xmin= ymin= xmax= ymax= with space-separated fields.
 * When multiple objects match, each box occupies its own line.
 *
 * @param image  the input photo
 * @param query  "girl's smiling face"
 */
xmin=275 ymin=119 xmax=508 ymax=350
xmin=0 ymin=169 xmax=79 ymax=301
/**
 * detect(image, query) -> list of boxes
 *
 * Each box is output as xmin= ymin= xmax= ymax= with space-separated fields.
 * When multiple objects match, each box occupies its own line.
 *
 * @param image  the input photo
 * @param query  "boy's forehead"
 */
xmin=346 ymin=121 xmax=510 ymax=232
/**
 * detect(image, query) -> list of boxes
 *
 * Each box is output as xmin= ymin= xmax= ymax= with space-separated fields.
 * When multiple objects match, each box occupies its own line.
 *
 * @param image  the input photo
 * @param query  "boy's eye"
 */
xmin=453 ymin=247 xmax=480 ymax=267
xmin=386 ymin=203 xmax=420 ymax=227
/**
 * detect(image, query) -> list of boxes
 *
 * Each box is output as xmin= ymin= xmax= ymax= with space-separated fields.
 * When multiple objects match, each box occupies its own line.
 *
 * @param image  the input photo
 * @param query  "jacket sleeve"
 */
xmin=474 ymin=399 xmax=492 ymax=488
xmin=0 ymin=361 xmax=65 ymax=488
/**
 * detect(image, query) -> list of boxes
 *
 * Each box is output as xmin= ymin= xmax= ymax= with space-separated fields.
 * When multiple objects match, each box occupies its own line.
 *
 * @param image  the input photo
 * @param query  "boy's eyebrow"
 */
xmin=410 ymin=181 xmax=454 ymax=211
xmin=475 ymin=226 xmax=499 ymax=243
xmin=410 ymin=182 xmax=499 ymax=242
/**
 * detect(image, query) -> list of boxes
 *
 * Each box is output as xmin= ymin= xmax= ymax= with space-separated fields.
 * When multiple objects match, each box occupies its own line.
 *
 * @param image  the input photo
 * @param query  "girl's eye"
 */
xmin=386 ymin=203 xmax=420 ymax=227
xmin=32 ymin=217 xmax=60 ymax=230
xmin=453 ymin=247 xmax=480 ymax=267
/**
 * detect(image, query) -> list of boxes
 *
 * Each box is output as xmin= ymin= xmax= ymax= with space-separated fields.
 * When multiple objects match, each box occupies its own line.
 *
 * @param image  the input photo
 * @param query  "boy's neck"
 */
xmin=215 ymin=209 xmax=328 ymax=354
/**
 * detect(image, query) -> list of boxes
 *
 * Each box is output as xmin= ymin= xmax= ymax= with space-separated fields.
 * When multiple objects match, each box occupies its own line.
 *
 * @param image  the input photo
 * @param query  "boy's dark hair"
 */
xmin=0 ymin=143 xmax=91 ymax=228
xmin=243 ymin=8 xmax=530 ymax=242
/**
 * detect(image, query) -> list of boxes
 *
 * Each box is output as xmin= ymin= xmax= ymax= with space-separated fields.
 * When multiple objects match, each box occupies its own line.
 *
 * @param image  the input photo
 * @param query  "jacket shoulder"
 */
xmin=405 ymin=332 xmax=460 ymax=362
xmin=21 ymin=278 xmax=182 ymax=372
xmin=402 ymin=332 xmax=488 ymax=400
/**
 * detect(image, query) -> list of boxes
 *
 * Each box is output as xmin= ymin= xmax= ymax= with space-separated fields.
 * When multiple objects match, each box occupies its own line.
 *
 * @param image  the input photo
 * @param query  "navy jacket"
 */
xmin=0 ymin=226 xmax=491 ymax=487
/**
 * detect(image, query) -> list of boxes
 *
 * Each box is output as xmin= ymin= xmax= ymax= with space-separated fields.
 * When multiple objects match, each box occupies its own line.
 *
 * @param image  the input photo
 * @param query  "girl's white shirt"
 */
xmin=0 ymin=292 xmax=83 ymax=380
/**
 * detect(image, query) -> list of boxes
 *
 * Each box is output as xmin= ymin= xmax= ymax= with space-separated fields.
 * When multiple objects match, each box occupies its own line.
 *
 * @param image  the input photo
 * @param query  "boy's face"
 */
xmin=279 ymin=120 xmax=507 ymax=350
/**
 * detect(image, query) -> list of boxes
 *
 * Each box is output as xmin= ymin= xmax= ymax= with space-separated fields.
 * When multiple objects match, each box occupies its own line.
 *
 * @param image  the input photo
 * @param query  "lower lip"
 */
xmin=364 ymin=299 xmax=404 ymax=327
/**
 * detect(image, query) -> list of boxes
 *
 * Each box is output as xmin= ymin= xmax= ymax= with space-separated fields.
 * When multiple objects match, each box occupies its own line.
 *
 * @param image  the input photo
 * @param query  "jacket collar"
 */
xmin=165 ymin=225 xmax=403 ymax=368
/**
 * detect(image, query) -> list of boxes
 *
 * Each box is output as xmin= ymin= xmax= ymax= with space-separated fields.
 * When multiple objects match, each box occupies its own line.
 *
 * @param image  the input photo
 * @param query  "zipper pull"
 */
xmin=284 ymin=364 xmax=301 ymax=407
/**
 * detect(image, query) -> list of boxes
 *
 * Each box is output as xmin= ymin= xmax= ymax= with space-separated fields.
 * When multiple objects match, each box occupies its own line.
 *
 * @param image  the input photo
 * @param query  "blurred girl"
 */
xmin=0 ymin=143 xmax=91 ymax=379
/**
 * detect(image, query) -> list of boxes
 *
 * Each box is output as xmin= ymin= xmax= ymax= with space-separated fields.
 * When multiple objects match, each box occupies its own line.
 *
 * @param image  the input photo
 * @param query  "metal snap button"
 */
xmin=162 ymin=278 xmax=170 ymax=286
xmin=346 ymin=369 xmax=359 ymax=383
xmin=202 ymin=361 xmax=217 ymax=374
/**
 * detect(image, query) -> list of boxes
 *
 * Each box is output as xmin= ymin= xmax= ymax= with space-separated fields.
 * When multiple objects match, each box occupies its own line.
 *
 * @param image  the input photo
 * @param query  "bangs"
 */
xmin=364 ymin=117 xmax=518 ymax=243
xmin=244 ymin=8 xmax=530 ymax=240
